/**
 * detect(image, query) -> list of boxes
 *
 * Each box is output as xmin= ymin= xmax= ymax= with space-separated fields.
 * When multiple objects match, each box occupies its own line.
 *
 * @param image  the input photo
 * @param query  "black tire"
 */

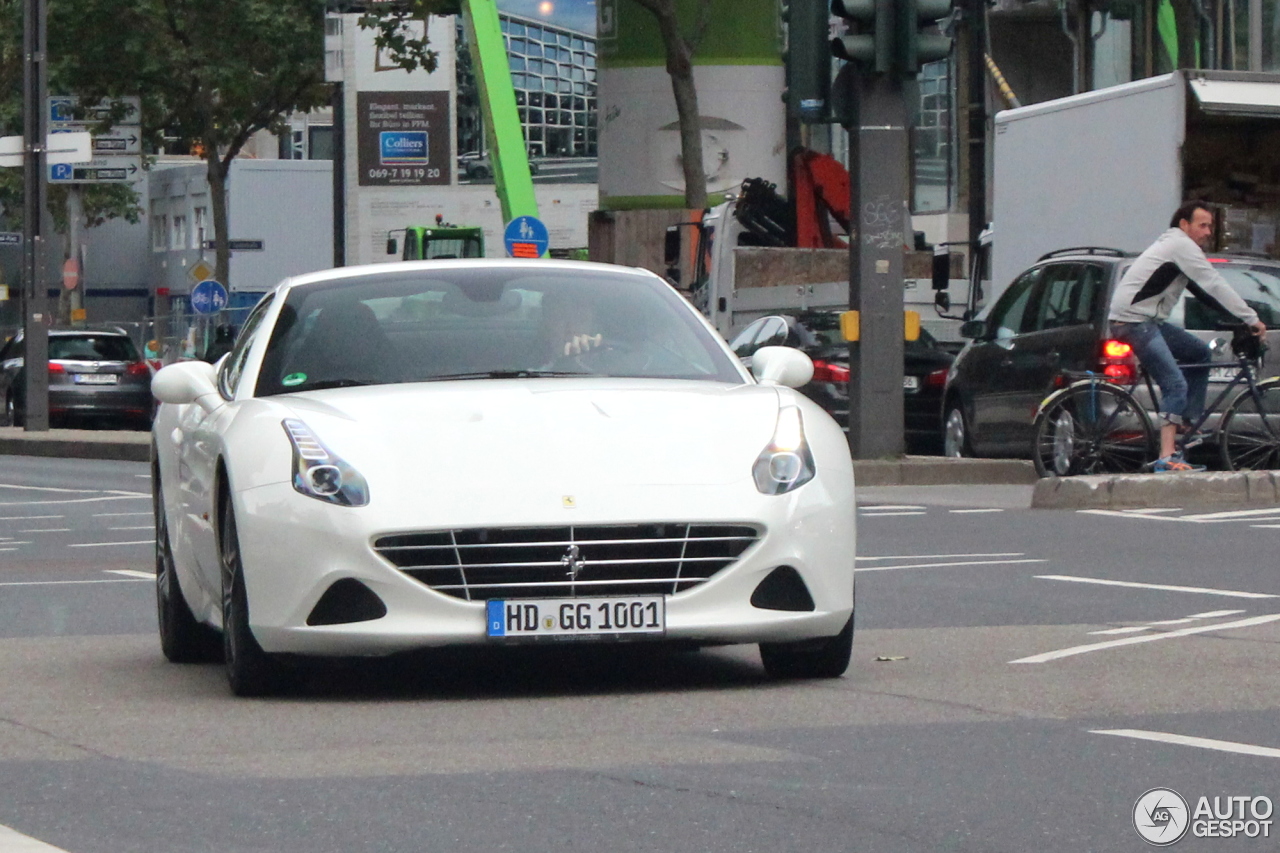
xmin=942 ymin=403 xmax=972 ymax=458
xmin=1032 ymin=382 xmax=1154 ymax=477
xmin=760 ymin=614 xmax=854 ymax=679
xmin=154 ymin=466 xmax=221 ymax=663
xmin=219 ymin=492 xmax=288 ymax=696
xmin=1220 ymin=378 xmax=1280 ymax=471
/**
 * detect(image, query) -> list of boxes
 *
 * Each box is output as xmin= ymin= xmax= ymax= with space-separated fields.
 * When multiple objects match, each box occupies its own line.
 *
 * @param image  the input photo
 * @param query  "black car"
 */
xmin=728 ymin=311 xmax=955 ymax=454
xmin=0 ymin=328 xmax=154 ymax=429
xmin=942 ymin=248 xmax=1280 ymax=459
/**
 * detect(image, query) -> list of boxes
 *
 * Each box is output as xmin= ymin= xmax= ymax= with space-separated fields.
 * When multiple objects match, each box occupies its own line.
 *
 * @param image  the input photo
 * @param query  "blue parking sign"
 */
xmin=191 ymin=279 xmax=228 ymax=315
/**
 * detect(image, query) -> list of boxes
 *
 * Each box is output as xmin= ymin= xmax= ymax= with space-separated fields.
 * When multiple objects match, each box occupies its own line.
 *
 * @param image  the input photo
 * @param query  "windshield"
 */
xmin=1176 ymin=262 xmax=1280 ymax=328
xmin=48 ymin=335 xmax=139 ymax=362
xmin=255 ymin=267 xmax=744 ymax=396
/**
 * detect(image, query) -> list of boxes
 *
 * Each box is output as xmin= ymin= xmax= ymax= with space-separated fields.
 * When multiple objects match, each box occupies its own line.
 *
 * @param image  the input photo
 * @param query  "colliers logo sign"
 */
xmin=380 ymin=131 xmax=429 ymax=166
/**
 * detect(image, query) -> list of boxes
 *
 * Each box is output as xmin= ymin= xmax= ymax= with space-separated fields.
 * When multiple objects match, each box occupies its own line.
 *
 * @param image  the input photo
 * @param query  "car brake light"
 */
xmin=811 ymin=359 xmax=850 ymax=383
xmin=125 ymin=362 xmax=150 ymax=376
xmin=47 ymin=362 xmax=65 ymax=373
xmin=1102 ymin=339 xmax=1132 ymax=359
xmin=925 ymin=368 xmax=948 ymax=388
xmin=1104 ymin=363 xmax=1136 ymax=383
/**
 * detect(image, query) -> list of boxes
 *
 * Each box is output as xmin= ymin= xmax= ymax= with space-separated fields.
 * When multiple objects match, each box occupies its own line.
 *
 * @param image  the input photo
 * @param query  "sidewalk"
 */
xmin=0 ymin=426 xmax=151 ymax=462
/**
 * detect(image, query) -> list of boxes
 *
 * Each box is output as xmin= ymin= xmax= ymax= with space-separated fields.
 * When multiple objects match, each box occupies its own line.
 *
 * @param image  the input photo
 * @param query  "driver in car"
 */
xmin=539 ymin=293 xmax=604 ymax=363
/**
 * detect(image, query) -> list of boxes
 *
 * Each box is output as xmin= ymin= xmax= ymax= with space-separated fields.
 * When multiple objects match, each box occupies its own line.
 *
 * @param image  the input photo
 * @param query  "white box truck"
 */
xmin=989 ymin=69 xmax=1280 ymax=308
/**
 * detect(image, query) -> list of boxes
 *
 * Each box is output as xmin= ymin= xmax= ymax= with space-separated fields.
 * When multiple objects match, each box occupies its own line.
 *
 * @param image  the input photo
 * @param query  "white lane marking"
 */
xmin=948 ymin=508 xmax=1004 ymax=514
xmin=856 ymin=558 xmax=1046 ymax=572
xmin=108 ymin=526 xmax=154 ymax=531
xmin=0 ymin=578 xmax=150 ymax=587
xmin=857 ymin=504 xmax=925 ymax=510
xmin=858 ymin=511 xmax=927 ymax=517
xmin=0 ymin=482 xmax=104 ymax=494
xmin=1079 ymin=510 xmax=1188 ymax=523
xmin=67 ymin=540 xmax=154 ymax=548
xmin=1121 ymin=508 xmax=1182 ymax=514
xmin=0 ymin=823 xmax=74 ymax=852
xmin=135 ymin=474 xmax=151 ymax=479
xmin=1092 ymin=729 xmax=1280 ymax=760
xmin=0 ymin=495 xmax=148 ymax=507
xmin=1181 ymin=507 xmax=1280 ymax=521
xmin=93 ymin=512 xmax=150 ymax=518
xmin=1037 ymin=575 xmax=1279 ymax=599
xmin=1011 ymin=613 xmax=1280 ymax=664
xmin=858 ymin=552 xmax=1025 ymax=561
xmin=105 ymin=569 xmax=156 ymax=579
xmin=1252 ymin=524 xmax=1280 ymax=529
xmin=0 ymin=515 xmax=64 ymax=521
xmin=18 ymin=528 xmax=71 ymax=533
xmin=1088 ymin=609 xmax=1248 ymax=635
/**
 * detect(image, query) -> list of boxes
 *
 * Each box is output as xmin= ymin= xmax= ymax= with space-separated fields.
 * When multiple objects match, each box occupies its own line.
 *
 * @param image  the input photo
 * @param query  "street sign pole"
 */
xmin=22 ymin=0 xmax=49 ymax=431
xmin=847 ymin=72 xmax=908 ymax=458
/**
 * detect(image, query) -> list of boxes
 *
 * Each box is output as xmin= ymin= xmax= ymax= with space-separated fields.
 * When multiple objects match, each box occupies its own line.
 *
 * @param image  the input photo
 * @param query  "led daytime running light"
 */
xmin=753 ymin=405 xmax=816 ymax=495
xmin=282 ymin=418 xmax=370 ymax=507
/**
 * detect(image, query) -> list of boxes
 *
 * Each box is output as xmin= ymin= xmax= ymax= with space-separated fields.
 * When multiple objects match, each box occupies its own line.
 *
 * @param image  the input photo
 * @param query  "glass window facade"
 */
xmin=473 ymin=14 xmax=598 ymax=157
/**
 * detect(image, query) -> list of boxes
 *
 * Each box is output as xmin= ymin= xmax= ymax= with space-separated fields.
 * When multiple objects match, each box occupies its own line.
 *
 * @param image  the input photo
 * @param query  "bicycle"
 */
xmin=1031 ymin=325 xmax=1280 ymax=477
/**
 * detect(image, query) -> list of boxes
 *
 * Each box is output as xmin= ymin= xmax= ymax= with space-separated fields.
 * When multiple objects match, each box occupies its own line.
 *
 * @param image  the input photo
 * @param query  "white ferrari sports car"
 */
xmin=151 ymin=260 xmax=856 ymax=695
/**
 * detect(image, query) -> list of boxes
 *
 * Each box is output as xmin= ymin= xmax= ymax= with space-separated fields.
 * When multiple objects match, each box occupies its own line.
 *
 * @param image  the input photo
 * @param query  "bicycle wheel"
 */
xmin=1219 ymin=378 xmax=1280 ymax=471
xmin=1033 ymin=383 xmax=1155 ymax=477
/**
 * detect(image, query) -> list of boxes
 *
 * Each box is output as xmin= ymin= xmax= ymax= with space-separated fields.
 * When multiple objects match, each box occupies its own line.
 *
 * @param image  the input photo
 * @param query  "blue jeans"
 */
xmin=1111 ymin=320 xmax=1211 ymax=426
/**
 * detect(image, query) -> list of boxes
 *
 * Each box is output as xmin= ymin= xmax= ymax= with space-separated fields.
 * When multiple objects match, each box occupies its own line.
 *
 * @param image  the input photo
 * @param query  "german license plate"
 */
xmin=1209 ymin=367 xmax=1235 ymax=383
xmin=486 ymin=596 xmax=665 ymax=639
xmin=73 ymin=374 xmax=118 ymax=385
xmin=903 ymin=375 xmax=920 ymax=391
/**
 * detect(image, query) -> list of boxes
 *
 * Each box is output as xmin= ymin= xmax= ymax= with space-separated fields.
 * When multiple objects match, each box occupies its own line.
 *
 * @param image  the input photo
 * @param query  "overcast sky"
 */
xmin=498 ymin=0 xmax=596 ymax=36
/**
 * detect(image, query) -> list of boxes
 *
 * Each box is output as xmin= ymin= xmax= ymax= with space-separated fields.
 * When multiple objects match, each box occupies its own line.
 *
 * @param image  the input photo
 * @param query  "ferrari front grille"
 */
xmin=373 ymin=523 xmax=761 ymax=600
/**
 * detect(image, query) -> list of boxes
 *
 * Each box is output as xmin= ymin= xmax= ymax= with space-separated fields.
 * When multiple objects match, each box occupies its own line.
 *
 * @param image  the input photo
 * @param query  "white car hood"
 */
xmin=277 ymin=379 xmax=781 ymax=489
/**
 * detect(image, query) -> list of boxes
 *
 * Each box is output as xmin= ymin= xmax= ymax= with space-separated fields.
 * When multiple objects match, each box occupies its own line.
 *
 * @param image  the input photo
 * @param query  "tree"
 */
xmin=626 ymin=0 xmax=712 ymax=210
xmin=53 ymin=0 xmax=333 ymax=290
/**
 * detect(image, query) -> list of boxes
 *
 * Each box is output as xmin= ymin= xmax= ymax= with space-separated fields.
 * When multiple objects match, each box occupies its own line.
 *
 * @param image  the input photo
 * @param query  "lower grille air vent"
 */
xmin=374 ymin=523 xmax=761 ymax=600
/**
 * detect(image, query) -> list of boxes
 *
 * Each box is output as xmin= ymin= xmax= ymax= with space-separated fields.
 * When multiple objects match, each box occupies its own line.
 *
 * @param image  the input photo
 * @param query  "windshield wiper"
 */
xmin=425 ymin=370 xmax=591 ymax=382
xmin=295 ymin=379 xmax=378 ymax=390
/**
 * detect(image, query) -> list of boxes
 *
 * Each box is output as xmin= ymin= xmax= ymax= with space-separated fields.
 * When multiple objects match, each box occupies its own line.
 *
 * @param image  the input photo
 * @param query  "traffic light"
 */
xmin=831 ymin=0 xmax=893 ymax=75
xmin=784 ymin=0 xmax=833 ymax=122
xmin=898 ymin=0 xmax=954 ymax=75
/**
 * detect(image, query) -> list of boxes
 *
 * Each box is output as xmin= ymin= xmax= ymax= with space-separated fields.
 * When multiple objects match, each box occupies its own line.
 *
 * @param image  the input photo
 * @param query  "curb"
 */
xmin=0 ymin=428 xmax=1041 ymax=486
xmin=854 ymin=457 xmax=1038 ymax=486
xmin=0 ymin=427 xmax=151 ymax=463
xmin=1032 ymin=470 xmax=1280 ymax=509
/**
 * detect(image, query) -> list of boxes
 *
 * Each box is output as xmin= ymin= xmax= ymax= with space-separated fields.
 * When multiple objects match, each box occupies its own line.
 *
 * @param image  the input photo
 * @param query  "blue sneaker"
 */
xmin=1153 ymin=453 xmax=1206 ymax=473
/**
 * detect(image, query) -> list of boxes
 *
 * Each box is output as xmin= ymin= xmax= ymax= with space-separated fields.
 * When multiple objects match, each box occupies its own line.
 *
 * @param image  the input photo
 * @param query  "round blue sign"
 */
xmin=190 ymin=279 xmax=229 ymax=315
xmin=503 ymin=215 xmax=549 ymax=259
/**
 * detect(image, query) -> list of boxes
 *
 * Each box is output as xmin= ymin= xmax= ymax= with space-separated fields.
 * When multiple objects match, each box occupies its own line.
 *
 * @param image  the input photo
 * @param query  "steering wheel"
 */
xmin=554 ymin=339 xmax=652 ymax=373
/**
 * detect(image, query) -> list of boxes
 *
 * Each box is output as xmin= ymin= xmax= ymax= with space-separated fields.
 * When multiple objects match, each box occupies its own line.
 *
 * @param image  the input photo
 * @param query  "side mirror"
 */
xmin=664 ymin=226 xmax=680 ymax=266
xmin=750 ymin=346 xmax=815 ymax=388
xmin=386 ymin=237 xmax=398 ymax=256
xmin=959 ymin=319 xmax=987 ymax=340
xmin=152 ymin=361 xmax=220 ymax=412
xmin=932 ymin=247 xmax=951 ymax=291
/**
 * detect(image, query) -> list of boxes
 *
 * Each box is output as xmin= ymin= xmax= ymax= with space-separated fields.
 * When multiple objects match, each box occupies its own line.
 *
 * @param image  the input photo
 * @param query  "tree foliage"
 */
xmin=51 ymin=0 xmax=332 ymax=287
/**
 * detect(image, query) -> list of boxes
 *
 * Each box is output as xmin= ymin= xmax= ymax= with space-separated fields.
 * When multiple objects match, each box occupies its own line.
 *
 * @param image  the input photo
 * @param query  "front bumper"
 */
xmin=235 ymin=478 xmax=856 ymax=657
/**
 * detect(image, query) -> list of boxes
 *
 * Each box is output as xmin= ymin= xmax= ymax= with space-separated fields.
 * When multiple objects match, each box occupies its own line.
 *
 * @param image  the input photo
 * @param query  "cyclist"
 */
xmin=1109 ymin=201 xmax=1267 ymax=473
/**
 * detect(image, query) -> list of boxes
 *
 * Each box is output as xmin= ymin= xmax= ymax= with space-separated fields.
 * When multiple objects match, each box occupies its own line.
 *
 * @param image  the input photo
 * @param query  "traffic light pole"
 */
xmin=847 ymin=72 xmax=908 ymax=459
xmin=22 ymin=0 xmax=49 ymax=431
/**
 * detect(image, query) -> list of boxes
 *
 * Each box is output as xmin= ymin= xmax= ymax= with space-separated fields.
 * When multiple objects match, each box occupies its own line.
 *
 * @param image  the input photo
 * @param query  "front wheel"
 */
xmin=219 ymin=493 xmax=289 ymax=696
xmin=943 ymin=404 xmax=972 ymax=458
xmin=1032 ymin=382 xmax=1154 ymax=477
xmin=1219 ymin=378 xmax=1280 ymax=471
xmin=759 ymin=615 xmax=854 ymax=679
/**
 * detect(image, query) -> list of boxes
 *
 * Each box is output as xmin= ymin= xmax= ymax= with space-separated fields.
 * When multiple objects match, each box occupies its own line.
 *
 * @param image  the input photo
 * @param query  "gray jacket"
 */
xmin=1109 ymin=228 xmax=1259 ymax=326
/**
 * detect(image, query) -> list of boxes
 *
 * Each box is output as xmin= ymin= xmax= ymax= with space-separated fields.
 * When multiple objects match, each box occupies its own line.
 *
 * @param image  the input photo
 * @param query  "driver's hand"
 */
xmin=1252 ymin=321 xmax=1268 ymax=338
xmin=564 ymin=333 xmax=603 ymax=356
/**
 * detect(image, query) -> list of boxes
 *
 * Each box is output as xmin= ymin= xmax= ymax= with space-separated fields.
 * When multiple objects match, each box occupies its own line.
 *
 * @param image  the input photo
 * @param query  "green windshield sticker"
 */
xmin=282 ymin=372 xmax=307 ymax=387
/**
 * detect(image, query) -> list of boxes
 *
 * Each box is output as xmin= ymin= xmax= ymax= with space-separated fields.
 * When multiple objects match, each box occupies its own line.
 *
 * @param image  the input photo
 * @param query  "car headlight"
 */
xmin=752 ymin=405 xmax=815 ymax=495
xmin=282 ymin=418 xmax=370 ymax=507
